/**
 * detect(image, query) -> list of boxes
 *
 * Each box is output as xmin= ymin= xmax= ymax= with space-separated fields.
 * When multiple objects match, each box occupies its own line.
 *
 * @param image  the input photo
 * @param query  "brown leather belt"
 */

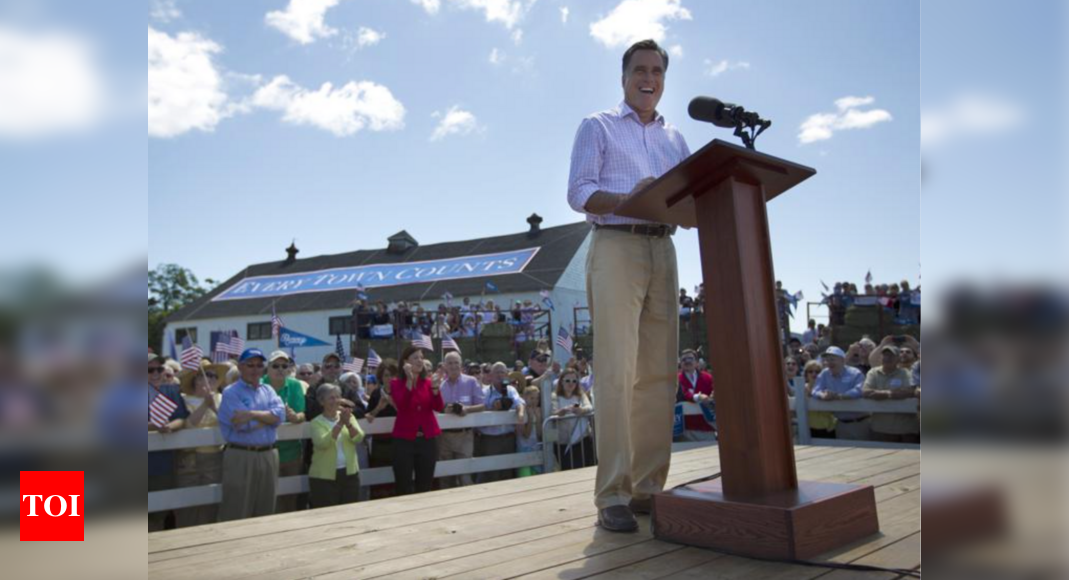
xmin=594 ymin=223 xmax=676 ymax=238
xmin=226 ymin=443 xmax=274 ymax=452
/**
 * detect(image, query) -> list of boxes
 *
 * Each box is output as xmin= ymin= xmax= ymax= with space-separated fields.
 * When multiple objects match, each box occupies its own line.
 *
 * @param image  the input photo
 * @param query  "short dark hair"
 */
xmin=622 ymin=39 xmax=669 ymax=74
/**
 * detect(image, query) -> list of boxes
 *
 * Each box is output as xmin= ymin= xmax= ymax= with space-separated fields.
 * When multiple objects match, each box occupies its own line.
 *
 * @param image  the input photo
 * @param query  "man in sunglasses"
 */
xmin=148 ymin=353 xmax=189 ymax=531
xmin=217 ymin=348 xmax=286 ymax=521
xmin=263 ymin=350 xmax=306 ymax=512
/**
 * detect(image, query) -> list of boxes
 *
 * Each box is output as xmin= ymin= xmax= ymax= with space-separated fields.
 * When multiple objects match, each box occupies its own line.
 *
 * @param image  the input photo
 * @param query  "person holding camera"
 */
xmin=476 ymin=362 xmax=526 ymax=483
xmin=389 ymin=345 xmax=445 ymax=495
xmin=438 ymin=351 xmax=485 ymax=488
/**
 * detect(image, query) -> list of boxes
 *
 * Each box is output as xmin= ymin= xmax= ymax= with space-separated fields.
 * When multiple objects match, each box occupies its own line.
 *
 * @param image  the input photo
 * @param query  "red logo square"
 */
xmin=20 ymin=471 xmax=84 ymax=541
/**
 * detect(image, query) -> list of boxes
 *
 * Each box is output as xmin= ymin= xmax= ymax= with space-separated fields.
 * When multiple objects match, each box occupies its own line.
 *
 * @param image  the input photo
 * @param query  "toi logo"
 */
xmin=20 ymin=471 xmax=84 ymax=541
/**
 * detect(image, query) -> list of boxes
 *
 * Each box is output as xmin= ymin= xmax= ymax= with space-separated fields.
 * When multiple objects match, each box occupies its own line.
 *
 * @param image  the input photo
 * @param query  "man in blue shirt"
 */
xmin=217 ymin=348 xmax=286 ymax=521
xmin=810 ymin=346 xmax=871 ymax=440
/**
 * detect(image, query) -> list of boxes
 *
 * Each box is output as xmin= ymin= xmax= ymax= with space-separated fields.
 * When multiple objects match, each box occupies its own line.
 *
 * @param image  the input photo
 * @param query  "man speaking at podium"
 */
xmin=566 ymin=39 xmax=691 ymax=533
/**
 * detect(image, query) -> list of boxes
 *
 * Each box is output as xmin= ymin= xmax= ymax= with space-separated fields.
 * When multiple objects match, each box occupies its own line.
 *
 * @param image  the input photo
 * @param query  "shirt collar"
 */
xmin=617 ymin=100 xmax=665 ymax=126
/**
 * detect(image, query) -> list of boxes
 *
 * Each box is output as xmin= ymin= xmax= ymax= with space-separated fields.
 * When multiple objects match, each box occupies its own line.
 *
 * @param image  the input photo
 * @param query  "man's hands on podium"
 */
xmin=582 ymin=177 xmax=656 ymax=215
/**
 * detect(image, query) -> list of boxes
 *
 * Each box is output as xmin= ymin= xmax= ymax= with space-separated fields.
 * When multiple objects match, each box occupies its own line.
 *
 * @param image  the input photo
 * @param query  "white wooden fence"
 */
xmin=149 ymin=388 xmax=919 ymax=513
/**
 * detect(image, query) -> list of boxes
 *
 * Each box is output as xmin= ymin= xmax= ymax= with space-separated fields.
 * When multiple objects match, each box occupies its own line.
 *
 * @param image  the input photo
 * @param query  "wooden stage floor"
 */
xmin=148 ymin=445 xmax=920 ymax=579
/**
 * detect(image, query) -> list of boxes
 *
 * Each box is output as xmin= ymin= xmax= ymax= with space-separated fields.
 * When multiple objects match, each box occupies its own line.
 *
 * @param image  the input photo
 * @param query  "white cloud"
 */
xmin=356 ymin=26 xmax=385 ymax=48
xmin=703 ymin=58 xmax=749 ymax=77
xmin=489 ymin=47 xmax=505 ymax=65
xmin=511 ymin=29 xmax=523 ymax=45
xmin=921 ymin=93 xmax=1024 ymax=146
xmin=252 ymin=75 xmax=405 ymax=136
xmin=150 ymin=0 xmax=182 ymax=23
xmin=265 ymin=0 xmax=344 ymax=45
xmin=560 ymin=6 xmax=570 ymax=24
xmin=835 ymin=95 xmax=874 ymax=111
xmin=798 ymin=95 xmax=892 ymax=144
xmin=589 ymin=0 xmax=692 ymax=49
xmin=412 ymin=0 xmax=534 ymax=30
xmin=148 ymin=26 xmax=229 ymax=138
xmin=0 ymin=25 xmax=107 ymax=139
xmin=430 ymin=106 xmax=481 ymax=141
xmin=411 ymin=0 xmax=441 ymax=14
xmin=668 ymin=44 xmax=683 ymax=58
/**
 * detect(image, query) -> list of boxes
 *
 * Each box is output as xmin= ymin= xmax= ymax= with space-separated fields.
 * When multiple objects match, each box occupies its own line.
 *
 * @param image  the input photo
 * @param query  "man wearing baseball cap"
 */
xmin=862 ymin=345 xmax=919 ymax=443
xmin=810 ymin=345 xmax=871 ymax=440
xmin=217 ymin=348 xmax=286 ymax=521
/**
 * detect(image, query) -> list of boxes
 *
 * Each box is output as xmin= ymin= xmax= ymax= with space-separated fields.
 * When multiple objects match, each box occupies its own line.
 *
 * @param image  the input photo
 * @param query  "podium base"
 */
xmin=651 ymin=479 xmax=880 ymax=560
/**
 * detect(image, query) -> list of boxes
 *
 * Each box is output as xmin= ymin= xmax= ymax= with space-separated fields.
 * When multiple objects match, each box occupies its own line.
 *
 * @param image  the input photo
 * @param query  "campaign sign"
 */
xmin=212 ymin=248 xmax=541 ymax=301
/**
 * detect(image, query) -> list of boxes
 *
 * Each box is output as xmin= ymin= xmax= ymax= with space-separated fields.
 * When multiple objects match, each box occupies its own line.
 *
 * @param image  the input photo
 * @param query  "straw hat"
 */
xmin=179 ymin=359 xmax=230 ymax=394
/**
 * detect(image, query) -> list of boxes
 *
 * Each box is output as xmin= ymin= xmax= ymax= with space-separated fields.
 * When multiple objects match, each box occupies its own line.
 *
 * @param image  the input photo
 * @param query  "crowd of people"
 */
xmin=822 ymin=279 xmax=922 ymax=326
xmin=348 ymin=296 xmax=550 ymax=342
xmin=147 ymin=342 xmax=598 ymax=530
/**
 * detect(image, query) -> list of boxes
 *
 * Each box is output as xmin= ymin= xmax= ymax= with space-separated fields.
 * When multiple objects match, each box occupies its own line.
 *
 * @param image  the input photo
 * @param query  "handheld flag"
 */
xmin=367 ymin=348 xmax=382 ymax=369
xmin=442 ymin=335 xmax=461 ymax=354
xmin=485 ymin=281 xmax=499 ymax=293
xmin=335 ymin=335 xmax=347 ymax=361
xmin=413 ymin=334 xmax=434 ymax=350
xmin=555 ymin=326 xmax=573 ymax=354
xmin=149 ymin=391 xmax=178 ymax=428
xmin=343 ymin=358 xmax=365 ymax=374
xmin=179 ymin=336 xmax=202 ymax=370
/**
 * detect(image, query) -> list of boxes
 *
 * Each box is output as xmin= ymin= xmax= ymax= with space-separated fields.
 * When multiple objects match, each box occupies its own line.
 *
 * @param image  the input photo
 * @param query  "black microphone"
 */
xmin=688 ymin=96 xmax=739 ymax=128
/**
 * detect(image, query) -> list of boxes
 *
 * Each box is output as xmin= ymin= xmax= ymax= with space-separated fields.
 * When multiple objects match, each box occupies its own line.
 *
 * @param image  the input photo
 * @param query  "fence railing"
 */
xmin=677 ymin=383 xmax=921 ymax=450
xmin=148 ymin=411 xmax=541 ymax=513
xmin=150 ymin=387 xmax=920 ymax=513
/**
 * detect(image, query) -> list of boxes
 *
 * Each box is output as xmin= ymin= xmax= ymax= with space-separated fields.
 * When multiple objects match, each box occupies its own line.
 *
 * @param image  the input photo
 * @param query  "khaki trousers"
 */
xmin=586 ymin=228 xmax=679 ymax=509
xmin=438 ymin=430 xmax=475 ymax=488
xmin=219 ymin=447 xmax=278 ymax=522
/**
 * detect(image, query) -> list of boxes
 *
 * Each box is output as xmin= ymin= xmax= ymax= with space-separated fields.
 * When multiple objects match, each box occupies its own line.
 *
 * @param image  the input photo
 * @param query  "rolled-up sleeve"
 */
xmin=567 ymin=117 xmax=605 ymax=214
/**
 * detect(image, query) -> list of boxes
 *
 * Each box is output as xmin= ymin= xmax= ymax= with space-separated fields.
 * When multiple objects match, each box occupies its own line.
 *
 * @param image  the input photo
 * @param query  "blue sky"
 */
xmin=146 ymin=0 xmax=921 ymax=333
xmin=920 ymin=0 xmax=1067 ymax=310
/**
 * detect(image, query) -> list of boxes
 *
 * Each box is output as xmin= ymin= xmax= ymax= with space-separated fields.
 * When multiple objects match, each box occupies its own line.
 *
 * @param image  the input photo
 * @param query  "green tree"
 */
xmin=148 ymin=264 xmax=216 ymax=354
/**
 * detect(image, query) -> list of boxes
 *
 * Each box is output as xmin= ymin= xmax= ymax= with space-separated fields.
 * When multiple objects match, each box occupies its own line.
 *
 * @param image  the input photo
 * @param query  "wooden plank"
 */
xmin=147 ymin=447 xmax=916 ymax=580
xmin=150 ymin=456 xmax=732 ymax=578
xmin=580 ymin=546 xmax=728 ymax=579
xmin=149 ymin=444 xmax=851 ymax=556
xmin=818 ymin=532 xmax=920 ymax=579
xmin=310 ymin=456 xmax=918 ymax=580
xmin=148 ymin=441 xmax=790 ymax=553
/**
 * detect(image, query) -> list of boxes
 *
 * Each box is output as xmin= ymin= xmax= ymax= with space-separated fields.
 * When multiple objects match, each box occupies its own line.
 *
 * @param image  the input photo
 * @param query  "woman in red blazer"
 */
xmin=389 ymin=344 xmax=445 ymax=494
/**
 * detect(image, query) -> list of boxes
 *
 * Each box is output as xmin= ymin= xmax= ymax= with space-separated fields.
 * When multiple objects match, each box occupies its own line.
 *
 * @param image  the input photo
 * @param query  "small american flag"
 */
xmin=214 ymin=331 xmax=244 ymax=359
xmin=442 ymin=335 xmax=461 ymax=354
xmin=864 ymin=270 xmax=873 ymax=284
xmin=366 ymin=348 xmax=382 ymax=369
xmin=149 ymin=390 xmax=178 ymax=428
xmin=355 ymin=283 xmax=368 ymax=301
xmin=271 ymin=306 xmax=283 ymax=339
xmin=442 ymin=291 xmax=453 ymax=306
xmin=485 ymin=281 xmax=499 ymax=293
xmin=343 ymin=357 xmax=365 ymax=374
xmin=335 ymin=335 xmax=347 ymax=361
xmin=413 ymin=334 xmax=434 ymax=350
xmin=555 ymin=326 xmax=573 ymax=354
xmin=180 ymin=336 xmax=203 ymax=370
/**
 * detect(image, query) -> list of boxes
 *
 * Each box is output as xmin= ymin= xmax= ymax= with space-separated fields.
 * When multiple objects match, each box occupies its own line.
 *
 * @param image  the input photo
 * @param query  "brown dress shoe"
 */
xmin=629 ymin=497 xmax=652 ymax=515
xmin=597 ymin=505 xmax=638 ymax=532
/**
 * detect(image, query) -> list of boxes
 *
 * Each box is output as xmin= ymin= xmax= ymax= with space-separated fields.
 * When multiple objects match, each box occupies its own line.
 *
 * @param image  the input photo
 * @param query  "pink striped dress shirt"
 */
xmin=567 ymin=100 xmax=691 ymax=225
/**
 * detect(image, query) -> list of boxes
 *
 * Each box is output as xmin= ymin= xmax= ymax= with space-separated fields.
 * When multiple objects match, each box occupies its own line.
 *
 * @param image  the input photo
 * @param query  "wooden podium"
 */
xmin=615 ymin=139 xmax=880 ymax=560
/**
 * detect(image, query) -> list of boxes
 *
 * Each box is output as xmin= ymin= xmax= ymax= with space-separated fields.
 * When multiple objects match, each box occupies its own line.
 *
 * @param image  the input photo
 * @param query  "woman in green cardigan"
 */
xmin=309 ymin=383 xmax=366 ymax=508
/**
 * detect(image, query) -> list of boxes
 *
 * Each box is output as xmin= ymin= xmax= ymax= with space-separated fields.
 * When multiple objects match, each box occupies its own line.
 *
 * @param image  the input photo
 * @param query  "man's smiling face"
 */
xmin=622 ymin=49 xmax=665 ymax=119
